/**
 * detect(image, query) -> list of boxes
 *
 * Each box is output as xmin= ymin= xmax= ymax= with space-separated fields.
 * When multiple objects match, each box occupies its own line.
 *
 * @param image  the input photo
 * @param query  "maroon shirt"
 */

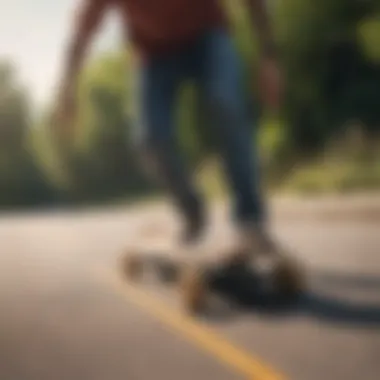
xmin=88 ymin=0 xmax=227 ymax=55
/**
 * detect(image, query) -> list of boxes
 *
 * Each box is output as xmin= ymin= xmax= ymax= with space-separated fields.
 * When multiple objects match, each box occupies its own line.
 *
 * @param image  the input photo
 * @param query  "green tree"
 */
xmin=0 ymin=60 xmax=55 ymax=208
xmin=68 ymin=51 xmax=152 ymax=201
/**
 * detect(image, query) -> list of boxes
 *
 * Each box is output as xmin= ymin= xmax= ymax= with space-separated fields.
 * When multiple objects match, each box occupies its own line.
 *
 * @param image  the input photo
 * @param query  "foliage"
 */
xmin=0 ymin=62 xmax=56 ymax=208
xmin=1 ymin=0 xmax=380 ymax=208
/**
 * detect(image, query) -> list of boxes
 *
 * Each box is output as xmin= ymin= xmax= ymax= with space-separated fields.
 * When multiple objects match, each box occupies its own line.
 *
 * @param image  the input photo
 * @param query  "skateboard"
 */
xmin=120 ymin=226 xmax=304 ymax=314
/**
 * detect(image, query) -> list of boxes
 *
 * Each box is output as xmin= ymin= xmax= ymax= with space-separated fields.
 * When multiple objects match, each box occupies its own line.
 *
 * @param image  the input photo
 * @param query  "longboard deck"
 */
xmin=121 ymin=223 xmax=305 ymax=313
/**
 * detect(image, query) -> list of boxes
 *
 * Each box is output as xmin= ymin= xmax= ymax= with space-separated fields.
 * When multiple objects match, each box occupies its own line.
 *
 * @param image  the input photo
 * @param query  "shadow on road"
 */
xmin=312 ymin=269 xmax=380 ymax=291
xmin=206 ymin=267 xmax=380 ymax=329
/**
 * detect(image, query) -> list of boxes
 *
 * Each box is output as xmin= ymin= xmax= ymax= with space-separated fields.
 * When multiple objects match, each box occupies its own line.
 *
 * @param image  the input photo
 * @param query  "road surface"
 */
xmin=0 ymin=201 xmax=379 ymax=380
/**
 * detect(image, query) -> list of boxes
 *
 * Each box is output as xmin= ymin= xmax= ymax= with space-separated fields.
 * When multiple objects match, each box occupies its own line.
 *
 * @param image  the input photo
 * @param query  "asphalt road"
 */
xmin=0 ymin=201 xmax=379 ymax=380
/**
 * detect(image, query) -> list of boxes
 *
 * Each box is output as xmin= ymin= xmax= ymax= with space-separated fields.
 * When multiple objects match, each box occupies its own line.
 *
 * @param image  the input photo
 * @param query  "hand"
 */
xmin=258 ymin=56 xmax=283 ymax=112
xmin=51 ymin=80 xmax=77 ymax=144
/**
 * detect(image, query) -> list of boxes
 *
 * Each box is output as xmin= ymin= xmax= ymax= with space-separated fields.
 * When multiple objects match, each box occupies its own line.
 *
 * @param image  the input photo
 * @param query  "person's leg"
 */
xmin=194 ymin=29 xmax=266 ymax=228
xmin=134 ymin=53 xmax=205 ymax=242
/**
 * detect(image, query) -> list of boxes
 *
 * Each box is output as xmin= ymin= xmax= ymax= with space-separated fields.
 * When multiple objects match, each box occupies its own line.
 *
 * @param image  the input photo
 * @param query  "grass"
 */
xmin=280 ymin=159 xmax=380 ymax=195
xmin=197 ymin=127 xmax=380 ymax=198
xmin=281 ymin=127 xmax=380 ymax=195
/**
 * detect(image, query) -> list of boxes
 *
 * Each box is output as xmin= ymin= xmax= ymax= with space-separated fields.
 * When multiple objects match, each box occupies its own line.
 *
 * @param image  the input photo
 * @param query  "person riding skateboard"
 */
xmin=54 ymin=0 xmax=283 ymax=252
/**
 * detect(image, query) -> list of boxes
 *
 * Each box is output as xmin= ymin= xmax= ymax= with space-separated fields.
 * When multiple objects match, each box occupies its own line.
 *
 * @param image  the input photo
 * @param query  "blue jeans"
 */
xmin=135 ymin=28 xmax=265 ymax=225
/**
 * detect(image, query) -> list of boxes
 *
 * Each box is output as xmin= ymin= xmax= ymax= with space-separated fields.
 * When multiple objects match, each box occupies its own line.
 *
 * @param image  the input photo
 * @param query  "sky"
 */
xmin=0 ymin=0 xmax=122 ymax=108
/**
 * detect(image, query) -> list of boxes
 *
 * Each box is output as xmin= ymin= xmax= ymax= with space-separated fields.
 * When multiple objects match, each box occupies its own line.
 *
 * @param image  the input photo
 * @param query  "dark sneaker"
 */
xmin=238 ymin=221 xmax=282 ymax=256
xmin=180 ymin=204 xmax=206 ymax=245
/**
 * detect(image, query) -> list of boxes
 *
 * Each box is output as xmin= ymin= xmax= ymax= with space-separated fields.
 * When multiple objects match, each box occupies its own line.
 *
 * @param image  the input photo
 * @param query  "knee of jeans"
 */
xmin=209 ymin=92 xmax=241 ymax=124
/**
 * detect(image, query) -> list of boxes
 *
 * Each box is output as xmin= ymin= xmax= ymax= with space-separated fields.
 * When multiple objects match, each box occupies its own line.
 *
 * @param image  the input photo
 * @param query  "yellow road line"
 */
xmin=98 ymin=269 xmax=286 ymax=380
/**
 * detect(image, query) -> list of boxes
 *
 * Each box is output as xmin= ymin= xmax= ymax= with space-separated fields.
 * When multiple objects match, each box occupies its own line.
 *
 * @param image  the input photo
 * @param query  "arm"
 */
xmin=60 ymin=0 xmax=110 ymax=88
xmin=244 ymin=1 xmax=282 ymax=110
xmin=245 ymin=0 xmax=277 ymax=58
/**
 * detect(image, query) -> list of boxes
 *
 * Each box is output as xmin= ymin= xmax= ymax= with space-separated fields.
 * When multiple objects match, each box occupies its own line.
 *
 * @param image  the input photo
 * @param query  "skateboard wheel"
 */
xmin=273 ymin=258 xmax=304 ymax=295
xmin=180 ymin=266 xmax=207 ymax=314
xmin=121 ymin=252 xmax=143 ymax=281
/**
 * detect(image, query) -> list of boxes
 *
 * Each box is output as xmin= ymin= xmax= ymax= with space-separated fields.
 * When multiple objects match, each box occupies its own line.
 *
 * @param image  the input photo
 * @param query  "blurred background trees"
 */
xmin=1 ymin=0 xmax=380 ymax=209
